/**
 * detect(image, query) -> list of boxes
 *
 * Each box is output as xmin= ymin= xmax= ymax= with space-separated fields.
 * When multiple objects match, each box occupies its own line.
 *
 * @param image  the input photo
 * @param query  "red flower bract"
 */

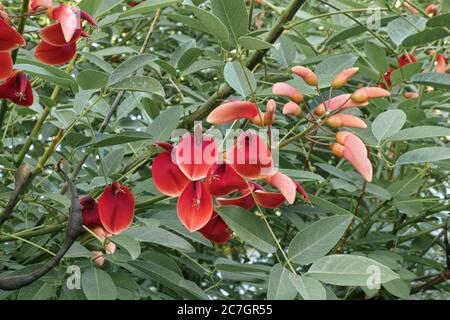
xmin=152 ymin=151 xmax=190 ymax=196
xmin=0 ymin=19 xmax=26 ymax=51
xmin=199 ymin=212 xmax=231 ymax=244
xmin=177 ymin=180 xmax=213 ymax=232
xmin=80 ymin=196 xmax=101 ymax=229
xmin=0 ymin=70 xmax=33 ymax=106
xmin=34 ymin=40 xmax=77 ymax=65
xmin=98 ymin=181 xmax=135 ymax=235
xmin=175 ymin=134 xmax=218 ymax=181
xmin=0 ymin=51 xmax=13 ymax=81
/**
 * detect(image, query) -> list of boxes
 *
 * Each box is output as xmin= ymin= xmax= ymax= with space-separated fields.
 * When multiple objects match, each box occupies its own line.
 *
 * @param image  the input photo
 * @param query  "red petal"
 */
xmin=177 ymin=181 xmax=213 ymax=232
xmin=175 ymin=134 xmax=218 ymax=181
xmin=0 ymin=19 xmax=25 ymax=51
xmin=152 ymin=151 xmax=190 ymax=196
xmin=80 ymin=196 xmax=102 ymax=229
xmin=198 ymin=212 xmax=231 ymax=244
xmin=205 ymin=162 xmax=248 ymax=197
xmin=34 ymin=40 xmax=77 ymax=65
xmin=265 ymin=172 xmax=296 ymax=204
xmin=227 ymin=131 xmax=274 ymax=179
xmin=294 ymin=181 xmax=310 ymax=202
xmin=0 ymin=51 xmax=13 ymax=81
xmin=98 ymin=182 xmax=135 ymax=235
xmin=253 ymin=190 xmax=286 ymax=208
xmin=52 ymin=4 xmax=80 ymax=43
xmin=80 ymin=10 xmax=98 ymax=26
xmin=0 ymin=71 xmax=33 ymax=106
xmin=40 ymin=23 xmax=81 ymax=46
xmin=216 ymin=192 xmax=255 ymax=211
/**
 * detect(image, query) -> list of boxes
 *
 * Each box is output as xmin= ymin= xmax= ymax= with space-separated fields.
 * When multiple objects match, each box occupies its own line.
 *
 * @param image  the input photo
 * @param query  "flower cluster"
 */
xmin=0 ymin=1 xmax=97 ymax=106
xmin=151 ymin=131 xmax=309 ymax=244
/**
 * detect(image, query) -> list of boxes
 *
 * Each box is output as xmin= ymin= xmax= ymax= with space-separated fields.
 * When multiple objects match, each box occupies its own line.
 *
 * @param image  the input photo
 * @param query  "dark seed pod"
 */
xmin=0 ymin=168 xmax=83 ymax=291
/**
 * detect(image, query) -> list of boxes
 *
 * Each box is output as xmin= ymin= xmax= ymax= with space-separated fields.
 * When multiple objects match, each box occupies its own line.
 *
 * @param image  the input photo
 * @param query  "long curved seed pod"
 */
xmin=0 ymin=166 xmax=83 ymax=291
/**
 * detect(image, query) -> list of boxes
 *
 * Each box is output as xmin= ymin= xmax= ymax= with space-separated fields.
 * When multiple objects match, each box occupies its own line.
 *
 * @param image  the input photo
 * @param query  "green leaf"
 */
xmin=288 ymin=274 xmax=326 ymax=300
xmin=238 ymin=36 xmax=274 ymax=50
xmin=288 ymin=215 xmax=353 ymax=265
xmin=79 ymin=0 xmax=125 ymax=16
xmin=217 ymin=206 xmax=276 ymax=253
xmin=270 ymin=35 xmax=296 ymax=67
xmin=121 ymin=0 xmax=181 ymax=17
xmin=382 ymin=279 xmax=411 ymax=299
xmin=388 ymin=126 xmax=450 ymax=141
xmin=402 ymin=28 xmax=450 ymax=47
xmin=123 ymin=227 xmax=195 ymax=252
xmin=309 ymin=195 xmax=353 ymax=216
xmin=126 ymin=261 xmax=208 ymax=299
xmin=426 ymin=13 xmax=450 ymax=27
xmin=77 ymin=69 xmax=109 ymax=90
xmin=364 ymin=41 xmax=389 ymax=74
xmin=211 ymin=0 xmax=248 ymax=46
xmin=396 ymin=147 xmax=450 ymax=165
xmin=267 ymin=264 xmax=297 ymax=300
xmin=223 ymin=61 xmax=256 ymax=97
xmin=279 ymin=169 xmax=324 ymax=182
xmin=109 ymin=76 xmax=164 ymax=97
xmin=187 ymin=5 xmax=230 ymax=45
xmin=18 ymin=281 xmax=54 ymax=300
xmin=386 ymin=16 xmax=427 ymax=46
xmin=91 ymin=132 xmax=153 ymax=148
xmin=108 ymin=55 xmax=156 ymax=86
xmin=315 ymin=54 xmax=358 ymax=76
xmin=325 ymin=16 xmax=397 ymax=45
xmin=14 ymin=62 xmax=77 ymax=91
xmin=307 ymin=255 xmax=399 ymax=286
xmin=411 ymin=72 xmax=450 ymax=90
xmin=147 ymin=106 xmax=183 ymax=141
xmin=390 ymin=62 xmax=423 ymax=86
xmin=82 ymin=268 xmax=117 ymax=300
xmin=371 ymin=110 xmax=406 ymax=143
xmin=110 ymin=235 xmax=141 ymax=260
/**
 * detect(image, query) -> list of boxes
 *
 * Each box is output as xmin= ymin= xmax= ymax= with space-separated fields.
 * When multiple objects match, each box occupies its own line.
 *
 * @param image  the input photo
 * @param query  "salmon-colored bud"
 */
xmin=272 ymin=82 xmax=304 ymax=103
xmin=316 ymin=94 xmax=368 ymax=112
xmin=177 ymin=180 xmax=213 ymax=232
xmin=207 ymin=100 xmax=258 ymax=124
xmin=314 ymin=104 xmax=326 ymax=116
xmin=105 ymin=241 xmax=116 ymax=255
xmin=436 ymin=54 xmax=448 ymax=73
xmin=351 ymin=87 xmax=390 ymax=103
xmin=264 ymin=172 xmax=296 ymax=204
xmin=198 ymin=212 xmax=231 ymax=244
xmin=92 ymin=251 xmax=105 ymax=266
xmin=404 ymin=92 xmax=419 ymax=99
xmin=331 ymin=143 xmax=344 ymax=158
xmin=335 ymin=131 xmax=352 ymax=145
xmin=251 ymin=100 xmax=276 ymax=126
xmin=326 ymin=114 xmax=367 ymax=129
xmin=291 ymin=66 xmax=318 ymax=86
xmin=425 ymin=4 xmax=439 ymax=16
xmin=80 ymin=196 xmax=102 ymax=229
xmin=98 ymin=182 xmax=135 ymax=235
xmin=331 ymin=67 xmax=359 ymax=89
xmin=283 ymin=101 xmax=301 ymax=116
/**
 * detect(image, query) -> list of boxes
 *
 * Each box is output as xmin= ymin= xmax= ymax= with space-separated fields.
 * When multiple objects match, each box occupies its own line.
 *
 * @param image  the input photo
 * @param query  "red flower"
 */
xmin=34 ymin=4 xmax=97 ymax=65
xmin=379 ymin=54 xmax=416 ymax=88
xmin=98 ymin=181 xmax=135 ymax=235
xmin=80 ymin=196 xmax=102 ymax=229
xmin=205 ymin=162 xmax=248 ymax=197
xmin=398 ymin=54 xmax=416 ymax=67
xmin=199 ymin=213 xmax=231 ymax=244
xmin=0 ymin=19 xmax=26 ymax=80
xmin=0 ymin=70 xmax=33 ymax=106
